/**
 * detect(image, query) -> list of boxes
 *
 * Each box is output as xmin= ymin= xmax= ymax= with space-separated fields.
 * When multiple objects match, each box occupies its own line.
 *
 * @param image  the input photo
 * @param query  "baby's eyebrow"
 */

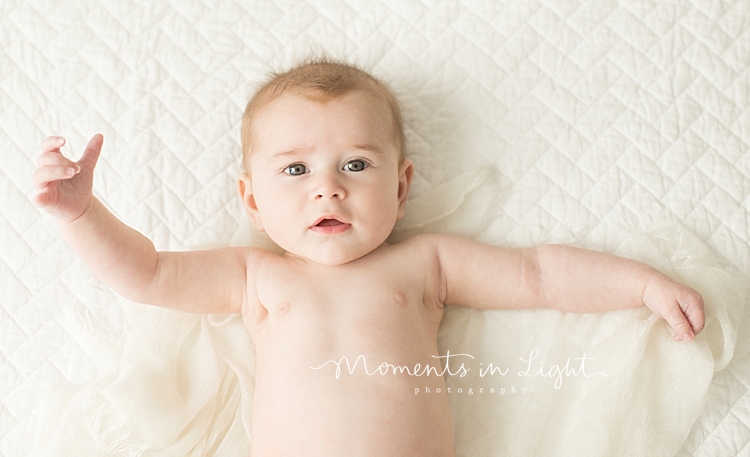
xmin=269 ymin=144 xmax=384 ymax=161
xmin=352 ymin=144 xmax=384 ymax=156
xmin=271 ymin=148 xmax=305 ymax=160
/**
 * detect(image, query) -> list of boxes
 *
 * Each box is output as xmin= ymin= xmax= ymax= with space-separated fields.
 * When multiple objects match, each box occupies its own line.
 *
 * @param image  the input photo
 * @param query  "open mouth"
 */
xmin=316 ymin=218 xmax=344 ymax=227
xmin=311 ymin=217 xmax=351 ymax=234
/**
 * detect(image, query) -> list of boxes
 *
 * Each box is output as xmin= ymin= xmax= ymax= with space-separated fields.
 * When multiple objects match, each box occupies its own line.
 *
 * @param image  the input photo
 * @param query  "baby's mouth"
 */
xmin=310 ymin=217 xmax=351 ymax=234
xmin=316 ymin=218 xmax=344 ymax=227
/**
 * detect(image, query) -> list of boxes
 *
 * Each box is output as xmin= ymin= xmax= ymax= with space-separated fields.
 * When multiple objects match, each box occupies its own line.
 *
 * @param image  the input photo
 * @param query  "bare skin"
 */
xmin=33 ymin=92 xmax=705 ymax=456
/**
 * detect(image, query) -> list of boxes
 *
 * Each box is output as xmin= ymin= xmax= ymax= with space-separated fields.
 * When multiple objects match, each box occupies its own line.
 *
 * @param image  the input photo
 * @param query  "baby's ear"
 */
xmin=396 ymin=159 xmax=414 ymax=220
xmin=238 ymin=173 xmax=265 ymax=232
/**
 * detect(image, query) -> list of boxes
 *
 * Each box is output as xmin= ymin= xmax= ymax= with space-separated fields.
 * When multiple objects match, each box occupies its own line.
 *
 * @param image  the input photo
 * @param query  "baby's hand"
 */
xmin=642 ymin=272 xmax=705 ymax=342
xmin=33 ymin=134 xmax=103 ymax=223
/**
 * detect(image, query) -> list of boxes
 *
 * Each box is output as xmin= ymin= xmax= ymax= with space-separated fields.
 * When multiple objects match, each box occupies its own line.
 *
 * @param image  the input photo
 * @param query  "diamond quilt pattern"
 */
xmin=1 ymin=0 xmax=749 ymax=455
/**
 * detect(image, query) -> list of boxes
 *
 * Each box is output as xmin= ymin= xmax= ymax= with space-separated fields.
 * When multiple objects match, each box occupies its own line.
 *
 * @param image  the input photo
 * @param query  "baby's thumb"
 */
xmin=662 ymin=305 xmax=695 ymax=342
xmin=78 ymin=134 xmax=103 ymax=171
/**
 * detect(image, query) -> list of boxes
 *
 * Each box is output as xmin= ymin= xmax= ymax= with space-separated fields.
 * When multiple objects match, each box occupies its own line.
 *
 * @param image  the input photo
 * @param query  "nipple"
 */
xmin=276 ymin=300 xmax=290 ymax=317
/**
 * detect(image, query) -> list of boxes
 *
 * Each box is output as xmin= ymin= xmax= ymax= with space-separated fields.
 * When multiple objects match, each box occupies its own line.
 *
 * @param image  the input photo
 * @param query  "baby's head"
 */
xmin=238 ymin=58 xmax=414 ymax=265
xmin=241 ymin=57 xmax=407 ymax=170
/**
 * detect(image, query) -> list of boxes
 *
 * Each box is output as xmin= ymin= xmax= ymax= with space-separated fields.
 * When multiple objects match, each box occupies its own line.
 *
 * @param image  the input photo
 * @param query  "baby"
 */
xmin=33 ymin=58 xmax=705 ymax=456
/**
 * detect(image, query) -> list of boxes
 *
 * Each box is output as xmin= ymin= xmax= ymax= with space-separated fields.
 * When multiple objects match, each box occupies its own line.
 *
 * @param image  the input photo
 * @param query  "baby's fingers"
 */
xmin=40 ymin=136 xmax=66 ymax=154
xmin=33 ymin=164 xmax=80 ymax=189
xmin=36 ymin=147 xmax=80 ymax=169
xmin=664 ymin=291 xmax=705 ymax=342
xmin=665 ymin=311 xmax=695 ymax=342
xmin=34 ymin=149 xmax=80 ymax=186
xmin=79 ymin=134 xmax=103 ymax=171
xmin=681 ymin=289 xmax=705 ymax=335
xmin=644 ymin=274 xmax=706 ymax=343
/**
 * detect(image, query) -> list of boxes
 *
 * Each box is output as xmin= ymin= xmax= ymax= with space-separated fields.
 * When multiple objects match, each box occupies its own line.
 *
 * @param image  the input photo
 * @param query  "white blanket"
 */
xmin=3 ymin=0 xmax=750 ymax=456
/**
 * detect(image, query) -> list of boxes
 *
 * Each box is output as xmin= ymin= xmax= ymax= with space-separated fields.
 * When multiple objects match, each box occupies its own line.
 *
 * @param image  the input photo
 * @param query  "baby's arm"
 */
xmin=431 ymin=234 xmax=704 ymax=342
xmin=33 ymin=135 xmax=256 ymax=314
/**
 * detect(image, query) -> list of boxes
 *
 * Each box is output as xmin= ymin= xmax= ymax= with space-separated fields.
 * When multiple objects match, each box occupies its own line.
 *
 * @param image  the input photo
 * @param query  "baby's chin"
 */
xmin=281 ymin=246 xmax=377 ymax=266
xmin=273 ymin=235 xmax=390 ymax=266
xmin=266 ymin=224 xmax=396 ymax=266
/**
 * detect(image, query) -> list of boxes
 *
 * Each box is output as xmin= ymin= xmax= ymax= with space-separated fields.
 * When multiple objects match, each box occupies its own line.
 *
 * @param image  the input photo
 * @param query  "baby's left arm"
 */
xmin=430 ymin=234 xmax=704 ymax=342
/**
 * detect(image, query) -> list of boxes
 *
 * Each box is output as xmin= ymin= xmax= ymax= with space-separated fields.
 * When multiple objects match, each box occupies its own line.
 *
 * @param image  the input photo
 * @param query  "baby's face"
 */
xmin=239 ymin=91 xmax=413 ymax=265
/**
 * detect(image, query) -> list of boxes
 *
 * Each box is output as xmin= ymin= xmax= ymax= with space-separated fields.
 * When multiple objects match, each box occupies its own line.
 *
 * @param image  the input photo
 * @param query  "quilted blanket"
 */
xmin=2 ymin=0 xmax=749 ymax=456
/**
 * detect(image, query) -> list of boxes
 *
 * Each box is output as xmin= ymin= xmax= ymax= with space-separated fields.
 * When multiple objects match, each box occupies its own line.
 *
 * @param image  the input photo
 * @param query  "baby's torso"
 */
xmin=244 ymin=236 xmax=454 ymax=456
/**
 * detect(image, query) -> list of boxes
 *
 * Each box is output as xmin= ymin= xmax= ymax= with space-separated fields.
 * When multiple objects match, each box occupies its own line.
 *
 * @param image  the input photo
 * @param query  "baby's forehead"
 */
xmin=242 ymin=86 xmax=406 ymax=170
xmin=263 ymin=89 xmax=390 ymax=118
xmin=254 ymin=91 xmax=398 ymax=144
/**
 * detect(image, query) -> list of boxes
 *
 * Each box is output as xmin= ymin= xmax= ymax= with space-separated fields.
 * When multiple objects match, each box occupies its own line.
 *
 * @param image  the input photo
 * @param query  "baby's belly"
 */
xmin=248 ymin=332 xmax=454 ymax=456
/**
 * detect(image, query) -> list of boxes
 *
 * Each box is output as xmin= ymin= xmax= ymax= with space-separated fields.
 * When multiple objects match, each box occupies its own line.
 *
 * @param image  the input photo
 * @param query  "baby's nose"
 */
xmin=311 ymin=174 xmax=346 ymax=200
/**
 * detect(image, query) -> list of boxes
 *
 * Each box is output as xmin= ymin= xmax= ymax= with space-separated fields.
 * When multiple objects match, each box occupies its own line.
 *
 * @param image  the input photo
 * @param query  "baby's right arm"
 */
xmin=33 ymin=135 xmax=257 ymax=315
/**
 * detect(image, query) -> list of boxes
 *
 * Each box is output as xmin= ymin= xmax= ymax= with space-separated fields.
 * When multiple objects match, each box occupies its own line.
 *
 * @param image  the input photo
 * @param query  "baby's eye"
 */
xmin=284 ymin=163 xmax=308 ymax=176
xmin=343 ymin=159 xmax=368 ymax=172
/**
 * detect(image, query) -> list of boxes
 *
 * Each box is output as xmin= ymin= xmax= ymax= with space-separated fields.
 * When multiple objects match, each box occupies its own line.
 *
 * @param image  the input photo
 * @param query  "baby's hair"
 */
xmin=241 ymin=57 xmax=406 ymax=171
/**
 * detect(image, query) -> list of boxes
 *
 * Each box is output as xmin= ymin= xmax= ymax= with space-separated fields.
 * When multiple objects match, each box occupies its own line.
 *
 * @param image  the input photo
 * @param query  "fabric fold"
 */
xmin=33 ymin=309 xmax=255 ymax=456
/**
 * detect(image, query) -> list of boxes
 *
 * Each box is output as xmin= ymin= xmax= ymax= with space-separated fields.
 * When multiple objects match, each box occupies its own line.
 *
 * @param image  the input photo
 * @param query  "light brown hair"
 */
xmin=241 ymin=57 xmax=406 ymax=171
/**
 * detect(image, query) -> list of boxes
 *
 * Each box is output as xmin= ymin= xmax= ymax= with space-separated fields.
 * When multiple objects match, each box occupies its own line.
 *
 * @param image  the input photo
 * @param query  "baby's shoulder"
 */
xmin=392 ymin=233 xmax=453 ymax=253
xmin=385 ymin=233 xmax=444 ymax=265
xmin=389 ymin=233 xmax=485 ymax=271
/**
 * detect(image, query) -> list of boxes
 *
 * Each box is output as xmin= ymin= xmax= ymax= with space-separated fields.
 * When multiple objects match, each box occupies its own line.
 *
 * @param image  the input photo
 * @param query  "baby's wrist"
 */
xmin=640 ymin=268 xmax=665 ymax=308
xmin=57 ymin=196 xmax=98 ymax=227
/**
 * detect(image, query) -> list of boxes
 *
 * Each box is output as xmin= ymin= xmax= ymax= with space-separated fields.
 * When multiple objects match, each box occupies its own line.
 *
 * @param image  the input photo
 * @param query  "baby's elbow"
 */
xmin=521 ymin=246 xmax=548 ymax=308
xmin=124 ymin=251 xmax=169 ymax=305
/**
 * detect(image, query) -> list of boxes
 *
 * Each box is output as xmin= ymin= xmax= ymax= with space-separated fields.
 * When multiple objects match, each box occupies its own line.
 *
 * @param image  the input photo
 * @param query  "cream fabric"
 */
xmin=33 ymin=178 xmax=748 ymax=456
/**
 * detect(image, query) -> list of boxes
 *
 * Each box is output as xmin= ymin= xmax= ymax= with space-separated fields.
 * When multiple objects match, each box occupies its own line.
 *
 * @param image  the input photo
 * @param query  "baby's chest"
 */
xmin=270 ymin=271 xmax=426 ymax=322
xmin=255 ymin=266 xmax=442 ymax=352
